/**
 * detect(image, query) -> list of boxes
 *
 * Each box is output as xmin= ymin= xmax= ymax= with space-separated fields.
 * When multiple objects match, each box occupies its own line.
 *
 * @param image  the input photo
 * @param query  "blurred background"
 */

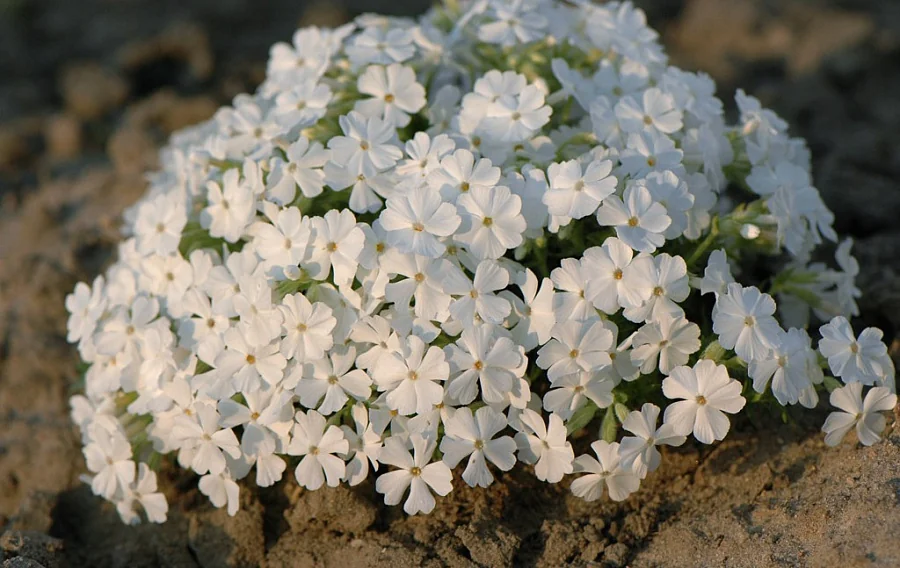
xmin=1 ymin=1 xmax=900 ymax=566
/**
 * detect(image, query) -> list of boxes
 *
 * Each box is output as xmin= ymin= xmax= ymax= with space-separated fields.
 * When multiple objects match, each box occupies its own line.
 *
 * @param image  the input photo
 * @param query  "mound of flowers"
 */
xmin=65 ymin=0 xmax=896 ymax=523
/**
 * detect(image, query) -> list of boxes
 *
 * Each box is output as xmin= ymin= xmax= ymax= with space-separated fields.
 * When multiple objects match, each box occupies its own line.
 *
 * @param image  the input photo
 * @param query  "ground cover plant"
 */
xmin=64 ymin=0 xmax=897 ymax=524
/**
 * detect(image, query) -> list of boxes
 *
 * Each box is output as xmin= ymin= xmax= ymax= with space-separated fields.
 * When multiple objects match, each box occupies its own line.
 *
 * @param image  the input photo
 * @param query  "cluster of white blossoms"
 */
xmin=65 ymin=0 xmax=897 ymax=523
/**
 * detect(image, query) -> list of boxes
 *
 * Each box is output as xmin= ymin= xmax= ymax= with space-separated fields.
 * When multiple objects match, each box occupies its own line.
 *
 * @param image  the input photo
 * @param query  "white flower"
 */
xmin=445 ymin=260 xmax=512 ymax=326
xmin=698 ymin=249 xmax=734 ymax=297
xmin=307 ymin=209 xmax=366 ymax=287
xmin=201 ymin=169 xmax=255 ymax=244
xmin=571 ymin=440 xmax=641 ymax=502
xmin=372 ymin=334 xmax=449 ymax=416
xmin=822 ymin=383 xmax=897 ymax=447
xmin=396 ymin=132 xmax=456 ymax=181
xmin=278 ymin=293 xmax=336 ymax=362
xmin=621 ymin=253 xmax=689 ymax=324
xmin=662 ymin=360 xmax=746 ymax=444
xmin=356 ymin=63 xmax=426 ymax=128
xmin=550 ymin=257 xmax=596 ymax=322
xmin=537 ymin=319 xmax=613 ymax=381
xmin=440 ymin=406 xmax=516 ymax=487
xmin=83 ymin=424 xmax=135 ymax=499
xmin=66 ymin=275 xmax=106 ymax=344
xmin=116 ymin=463 xmax=168 ymax=524
xmin=287 ymin=409 xmax=349 ymax=490
xmin=327 ymin=111 xmax=402 ymax=177
xmin=445 ymin=324 xmax=525 ymax=405
xmin=507 ymin=268 xmax=556 ymax=351
xmin=482 ymin=83 xmax=551 ymax=143
xmin=456 ymin=184 xmax=526 ymax=260
xmin=349 ymin=315 xmax=402 ymax=370
xmin=95 ymin=295 xmax=159 ymax=357
xmin=618 ymin=403 xmax=686 ymax=479
xmin=712 ymin=283 xmax=781 ymax=362
xmin=139 ymin=254 xmax=192 ymax=309
xmin=514 ymin=409 xmax=574 ymax=483
xmin=542 ymin=371 xmax=615 ymax=420
xmin=459 ymin=70 xmax=526 ymax=134
xmin=427 ymin=148 xmax=501 ymax=203
xmin=818 ymin=316 xmax=887 ymax=385
xmin=218 ymin=389 xmax=292 ymax=487
xmin=272 ymin=80 xmax=332 ymax=132
xmin=172 ymin=402 xmax=241 ymax=475
xmin=198 ymin=471 xmax=240 ymax=516
xmin=376 ymin=433 xmax=453 ymax=515
xmin=581 ymin=237 xmax=645 ymax=314
xmin=133 ymin=193 xmax=187 ymax=256
xmin=340 ymin=403 xmax=384 ymax=486
xmin=615 ymin=87 xmax=683 ymax=135
xmin=544 ymin=159 xmax=617 ymax=222
xmin=618 ymin=131 xmax=683 ymax=178
xmin=249 ymin=206 xmax=311 ymax=267
xmin=213 ymin=328 xmax=286 ymax=395
xmin=595 ymin=184 xmax=671 ymax=253
xmin=267 ymin=26 xmax=345 ymax=78
xmin=630 ymin=313 xmax=701 ymax=374
xmin=748 ymin=328 xmax=815 ymax=406
xmin=380 ymin=185 xmax=461 ymax=258
xmin=295 ymin=346 xmax=372 ymax=414
xmin=232 ymin=274 xmax=283 ymax=347
xmin=347 ymin=26 xmax=415 ymax=67
xmin=507 ymin=165 xmax=549 ymax=235
xmin=265 ymin=137 xmax=329 ymax=204
xmin=637 ymin=171 xmax=694 ymax=239
xmin=478 ymin=0 xmax=548 ymax=46
xmin=384 ymin=255 xmax=454 ymax=321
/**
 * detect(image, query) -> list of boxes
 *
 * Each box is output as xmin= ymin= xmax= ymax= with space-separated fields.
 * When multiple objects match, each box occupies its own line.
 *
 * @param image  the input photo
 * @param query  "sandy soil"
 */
xmin=1 ymin=1 xmax=899 ymax=566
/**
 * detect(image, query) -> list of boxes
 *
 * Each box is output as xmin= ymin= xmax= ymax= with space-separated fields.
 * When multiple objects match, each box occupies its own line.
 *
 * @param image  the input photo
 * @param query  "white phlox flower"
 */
xmin=514 ymin=409 xmax=574 ymax=483
xmin=440 ymin=406 xmax=517 ymax=487
xmin=376 ymin=433 xmax=453 ymax=515
xmin=822 ymin=383 xmax=897 ymax=447
xmin=570 ymin=440 xmax=641 ymax=502
xmin=662 ymin=360 xmax=746 ymax=444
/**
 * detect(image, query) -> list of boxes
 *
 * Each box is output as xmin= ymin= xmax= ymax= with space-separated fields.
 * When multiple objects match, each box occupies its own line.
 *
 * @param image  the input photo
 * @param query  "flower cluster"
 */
xmin=66 ymin=0 xmax=896 ymax=524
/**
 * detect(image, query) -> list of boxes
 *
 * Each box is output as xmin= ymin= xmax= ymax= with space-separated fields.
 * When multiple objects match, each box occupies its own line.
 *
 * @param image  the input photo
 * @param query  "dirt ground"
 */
xmin=1 ymin=1 xmax=900 ymax=566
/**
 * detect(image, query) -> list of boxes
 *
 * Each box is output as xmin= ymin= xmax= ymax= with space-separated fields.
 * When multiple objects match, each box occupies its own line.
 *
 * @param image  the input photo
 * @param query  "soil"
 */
xmin=1 ymin=1 xmax=899 ymax=567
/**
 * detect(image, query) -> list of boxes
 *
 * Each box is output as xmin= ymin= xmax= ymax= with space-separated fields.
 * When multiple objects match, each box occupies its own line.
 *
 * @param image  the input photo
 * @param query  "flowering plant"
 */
xmin=66 ymin=0 xmax=897 ymax=523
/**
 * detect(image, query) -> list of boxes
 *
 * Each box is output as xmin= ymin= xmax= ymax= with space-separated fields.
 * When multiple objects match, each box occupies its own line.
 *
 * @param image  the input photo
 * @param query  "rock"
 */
xmin=107 ymin=126 xmax=157 ymax=177
xmin=288 ymin=485 xmax=377 ymax=534
xmin=59 ymin=63 xmax=129 ymax=120
xmin=785 ymin=6 xmax=874 ymax=75
xmin=0 ymin=123 xmax=29 ymax=170
xmin=117 ymin=22 xmax=214 ymax=89
xmin=3 ymin=558 xmax=47 ymax=568
xmin=455 ymin=523 xmax=520 ymax=567
xmin=43 ymin=115 xmax=82 ymax=161
xmin=0 ymin=531 xmax=64 ymax=568
xmin=6 ymin=492 xmax=57 ymax=533
xmin=601 ymin=542 xmax=631 ymax=567
xmin=300 ymin=0 xmax=350 ymax=28
xmin=124 ymin=90 xmax=218 ymax=134
xmin=188 ymin=497 xmax=266 ymax=568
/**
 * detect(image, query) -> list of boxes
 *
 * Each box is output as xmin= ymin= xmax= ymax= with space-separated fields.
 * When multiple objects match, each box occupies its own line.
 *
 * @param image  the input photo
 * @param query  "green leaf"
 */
xmin=566 ymin=401 xmax=598 ymax=435
xmin=701 ymin=340 xmax=726 ymax=363
xmin=613 ymin=403 xmax=630 ymax=423
xmin=823 ymin=376 xmax=842 ymax=393
xmin=600 ymin=405 xmax=618 ymax=443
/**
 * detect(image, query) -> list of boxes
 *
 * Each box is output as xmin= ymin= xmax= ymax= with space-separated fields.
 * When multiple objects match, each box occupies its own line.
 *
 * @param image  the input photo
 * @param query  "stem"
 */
xmin=687 ymin=216 xmax=720 ymax=268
